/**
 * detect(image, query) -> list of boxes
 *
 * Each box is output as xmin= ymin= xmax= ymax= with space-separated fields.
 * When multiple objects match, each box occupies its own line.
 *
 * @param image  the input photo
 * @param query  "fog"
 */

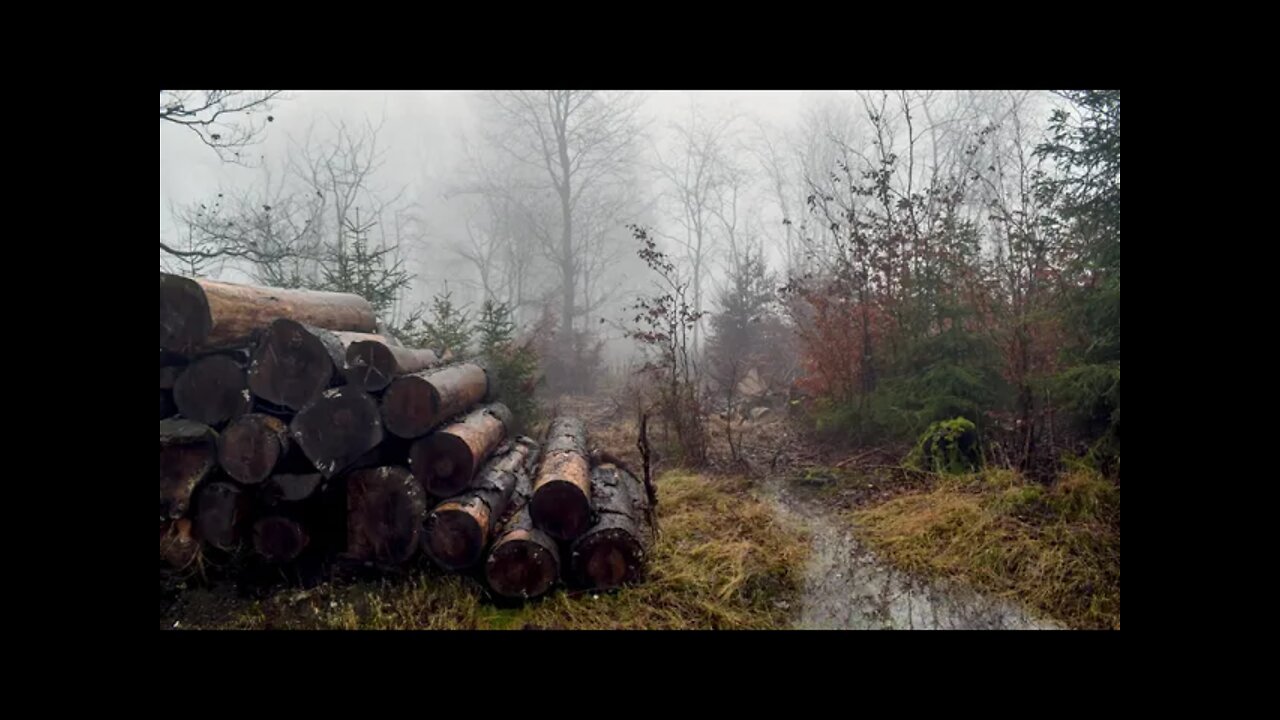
xmin=160 ymin=89 xmax=1059 ymax=378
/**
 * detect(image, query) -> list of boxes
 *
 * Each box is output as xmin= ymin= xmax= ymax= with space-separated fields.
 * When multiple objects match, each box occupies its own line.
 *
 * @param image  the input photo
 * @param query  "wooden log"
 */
xmin=217 ymin=413 xmax=290 ymax=485
xmin=247 ymin=319 xmax=348 ymax=411
xmin=159 ymin=273 xmax=376 ymax=353
xmin=529 ymin=416 xmax=593 ymax=541
xmin=423 ymin=436 xmax=538 ymax=571
xmin=410 ymin=403 xmax=513 ymax=498
xmin=160 ymin=419 xmax=217 ymax=520
xmin=381 ymin=362 xmax=490 ymax=439
xmin=485 ymin=474 xmax=560 ymax=600
xmin=252 ymin=473 xmax=337 ymax=563
xmin=193 ymin=480 xmax=249 ymax=551
xmin=172 ymin=353 xmax=251 ymax=426
xmin=290 ymin=386 xmax=385 ymax=478
xmin=569 ymin=463 xmax=656 ymax=590
xmin=344 ymin=337 xmax=441 ymax=393
xmin=345 ymin=466 xmax=427 ymax=566
xmin=160 ymin=518 xmax=200 ymax=570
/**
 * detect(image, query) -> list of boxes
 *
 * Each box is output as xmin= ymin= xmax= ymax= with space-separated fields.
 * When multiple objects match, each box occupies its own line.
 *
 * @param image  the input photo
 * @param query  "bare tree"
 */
xmin=482 ymin=90 xmax=646 ymax=383
xmin=159 ymin=90 xmax=282 ymax=163
xmin=652 ymin=101 xmax=740 ymax=355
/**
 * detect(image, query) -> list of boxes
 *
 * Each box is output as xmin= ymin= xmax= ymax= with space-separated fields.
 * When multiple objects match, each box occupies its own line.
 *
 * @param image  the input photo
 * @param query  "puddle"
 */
xmin=761 ymin=478 xmax=1059 ymax=630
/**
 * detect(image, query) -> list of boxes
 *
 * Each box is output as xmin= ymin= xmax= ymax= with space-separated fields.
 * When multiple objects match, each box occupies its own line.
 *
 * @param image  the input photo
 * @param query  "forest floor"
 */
xmin=161 ymin=393 xmax=1115 ymax=630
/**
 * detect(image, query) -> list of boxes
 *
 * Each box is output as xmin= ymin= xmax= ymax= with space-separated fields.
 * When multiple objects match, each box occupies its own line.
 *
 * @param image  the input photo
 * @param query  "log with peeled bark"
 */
xmin=345 ymin=466 xmax=427 ymax=566
xmin=344 ymin=337 xmax=441 ymax=393
xmin=485 ymin=474 xmax=560 ymax=600
xmin=247 ymin=319 xmax=348 ymax=411
xmin=569 ymin=463 xmax=655 ymax=590
xmin=160 ymin=518 xmax=201 ymax=570
xmin=193 ymin=480 xmax=249 ymax=551
xmin=217 ymin=413 xmax=290 ymax=485
xmin=160 ymin=419 xmax=218 ymax=520
xmin=172 ymin=352 xmax=251 ymax=426
xmin=290 ymin=386 xmax=385 ymax=478
xmin=410 ymin=403 xmax=513 ymax=498
xmin=159 ymin=273 xmax=376 ymax=353
xmin=422 ymin=436 xmax=538 ymax=571
xmin=380 ymin=362 xmax=490 ymax=438
xmin=529 ymin=416 xmax=593 ymax=541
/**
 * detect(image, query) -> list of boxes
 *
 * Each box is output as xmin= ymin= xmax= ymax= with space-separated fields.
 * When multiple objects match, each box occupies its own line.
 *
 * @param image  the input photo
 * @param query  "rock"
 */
xmin=750 ymin=406 xmax=771 ymax=421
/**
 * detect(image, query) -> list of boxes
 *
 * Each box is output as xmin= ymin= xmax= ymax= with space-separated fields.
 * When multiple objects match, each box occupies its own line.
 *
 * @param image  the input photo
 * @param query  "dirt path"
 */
xmin=759 ymin=476 xmax=1059 ymax=630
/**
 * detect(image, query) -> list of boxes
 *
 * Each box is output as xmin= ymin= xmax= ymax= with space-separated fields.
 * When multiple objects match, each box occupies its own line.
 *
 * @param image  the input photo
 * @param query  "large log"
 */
xmin=569 ymin=463 xmax=656 ymax=590
xmin=193 ymin=480 xmax=249 ymax=551
xmin=247 ymin=319 xmax=348 ymax=411
xmin=160 ymin=419 xmax=218 ymax=520
xmin=344 ymin=337 xmax=441 ymax=393
xmin=172 ymin=353 xmax=251 ymax=426
xmin=345 ymin=466 xmax=427 ymax=566
xmin=381 ymin=362 xmax=490 ymax=439
xmin=423 ymin=436 xmax=538 ymax=571
xmin=159 ymin=273 xmax=376 ymax=353
xmin=290 ymin=386 xmax=385 ymax=478
xmin=217 ymin=413 xmax=290 ymax=485
xmin=529 ymin=416 xmax=593 ymax=541
xmin=410 ymin=403 xmax=513 ymax=498
xmin=485 ymin=474 xmax=560 ymax=600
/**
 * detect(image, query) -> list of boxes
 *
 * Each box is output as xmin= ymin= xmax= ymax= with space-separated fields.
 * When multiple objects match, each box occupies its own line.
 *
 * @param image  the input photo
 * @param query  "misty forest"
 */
xmin=159 ymin=89 xmax=1119 ymax=630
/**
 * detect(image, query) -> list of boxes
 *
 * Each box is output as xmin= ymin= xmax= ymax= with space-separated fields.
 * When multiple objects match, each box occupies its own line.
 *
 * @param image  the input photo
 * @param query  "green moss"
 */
xmin=907 ymin=417 xmax=981 ymax=474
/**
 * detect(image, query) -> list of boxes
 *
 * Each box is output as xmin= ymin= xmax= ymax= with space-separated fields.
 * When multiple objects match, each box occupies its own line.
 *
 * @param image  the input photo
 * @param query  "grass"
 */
xmin=165 ymin=471 xmax=808 ymax=630
xmin=849 ymin=466 xmax=1120 ymax=629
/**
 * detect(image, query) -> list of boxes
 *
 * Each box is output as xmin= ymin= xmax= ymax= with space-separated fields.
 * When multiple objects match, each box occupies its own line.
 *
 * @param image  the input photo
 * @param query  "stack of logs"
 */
xmin=159 ymin=273 xmax=655 ymax=600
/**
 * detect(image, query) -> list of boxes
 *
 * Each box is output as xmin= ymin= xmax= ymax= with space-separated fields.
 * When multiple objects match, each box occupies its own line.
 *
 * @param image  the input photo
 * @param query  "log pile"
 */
xmin=159 ymin=273 xmax=656 ymax=602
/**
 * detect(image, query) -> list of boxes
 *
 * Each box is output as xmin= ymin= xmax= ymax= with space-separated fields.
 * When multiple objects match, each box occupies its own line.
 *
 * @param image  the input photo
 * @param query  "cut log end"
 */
xmin=159 ymin=419 xmax=217 ymax=520
xmin=249 ymin=319 xmax=342 ymax=411
xmin=411 ymin=433 xmax=472 ymax=498
xmin=423 ymin=503 xmax=488 ymax=570
xmin=486 ymin=532 xmax=560 ymax=600
xmin=172 ymin=354 xmax=248 ymax=426
xmin=530 ymin=480 xmax=593 ymax=541
xmin=345 ymin=340 xmax=397 ymax=392
xmin=159 ymin=274 xmax=212 ymax=352
xmin=193 ymin=481 xmax=245 ymax=551
xmin=160 ymin=518 xmax=201 ymax=570
xmin=253 ymin=516 xmax=311 ymax=563
xmin=217 ymin=414 xmax=288 ymax=484
xmin=346 ymin=466 xmax=427 ymax=565
xmin=381 ymin=376 xmax=440 ymax=438
xmin=291 ymin=387 xmax=384 ymax=478
xmin=572 ymin=527 xmax=646 ymax=590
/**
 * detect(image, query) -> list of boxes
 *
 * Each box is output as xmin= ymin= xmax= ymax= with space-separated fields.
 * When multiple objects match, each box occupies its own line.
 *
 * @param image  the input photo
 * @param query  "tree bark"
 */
xmin=345 ymin=466 xmax=427 ymax=566
xmin=485 ymin=473 xmax=560 ymax=600
xmin=530 ymin=416 xmax=593 ymax=541
xmin=248 ymin=319 xmax=349 ymax=411
xmin=569 ymin=463 xmax=655 ymax=590
xmin=217 ymin=413 xmax=290 ymax=485
xmin=342 ymin=336 xmax=441 ymax=393
xmin=380 ymin=362 xmax=491 ymax=439
xmin=193 ymin=480 xmax=249 ymax=551
xmin=160 ymin=419 xmax=218 ymax=520
xmin=159 ymin=273 xmax=376 ymax=353
xmin=422 ymin=436 xmax=537 ymax=570
xmin=410 ymin=403 xmax=512 ymax=498
xmin=290 ymin=386 xmax=385 ymax=478
xmin=172 ymin=352 xmax=251 ymax=426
